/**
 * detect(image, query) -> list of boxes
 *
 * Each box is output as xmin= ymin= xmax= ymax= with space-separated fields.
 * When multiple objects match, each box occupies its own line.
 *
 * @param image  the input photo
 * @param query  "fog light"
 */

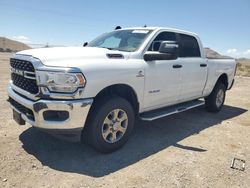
xmin=43 ymin=110 xmax=69 ymax=121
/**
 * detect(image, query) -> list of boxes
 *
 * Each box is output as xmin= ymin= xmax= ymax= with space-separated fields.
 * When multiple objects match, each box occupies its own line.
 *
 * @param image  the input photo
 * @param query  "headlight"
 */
xmin=36 ymin=71 xmax=86 ymax=93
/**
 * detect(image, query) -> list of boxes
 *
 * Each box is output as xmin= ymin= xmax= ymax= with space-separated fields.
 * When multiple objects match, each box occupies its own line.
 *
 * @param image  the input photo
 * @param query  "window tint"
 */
xmin=148 ymin=32 xmax=176 ymax=51
xmin=178 ymin=34 xmax=201 ymax=57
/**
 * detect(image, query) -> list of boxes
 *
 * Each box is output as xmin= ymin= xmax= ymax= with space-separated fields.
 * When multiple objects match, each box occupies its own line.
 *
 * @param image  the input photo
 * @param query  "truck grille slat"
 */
xmin=10 ymin=59 xmax=35 ymax=72
xmin=10 ymin=58 xmax=39 ymax=94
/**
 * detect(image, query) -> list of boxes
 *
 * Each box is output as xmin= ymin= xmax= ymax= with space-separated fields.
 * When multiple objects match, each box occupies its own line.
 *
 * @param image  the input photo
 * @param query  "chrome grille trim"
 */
xmin=9 ymin=54 xmax=43 ymax=101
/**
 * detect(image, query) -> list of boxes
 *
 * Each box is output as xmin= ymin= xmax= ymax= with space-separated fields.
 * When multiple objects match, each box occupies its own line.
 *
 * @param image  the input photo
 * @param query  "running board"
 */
xmin=140 ymin=99 xmax=205 ymax=121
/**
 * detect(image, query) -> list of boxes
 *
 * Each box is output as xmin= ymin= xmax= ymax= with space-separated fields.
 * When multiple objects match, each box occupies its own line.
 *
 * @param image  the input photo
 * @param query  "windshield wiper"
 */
xmin=97 ymin=46 xmax=132 ymax=52
xmin=97 ymin=46 xmax=116 ymax=50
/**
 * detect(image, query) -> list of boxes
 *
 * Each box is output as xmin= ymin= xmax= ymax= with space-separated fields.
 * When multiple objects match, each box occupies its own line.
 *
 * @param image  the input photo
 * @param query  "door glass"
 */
xmin=178 ymin=34 xmax=201 ymax=57
xmin=148 ymin=32 xmax=176 ymax=51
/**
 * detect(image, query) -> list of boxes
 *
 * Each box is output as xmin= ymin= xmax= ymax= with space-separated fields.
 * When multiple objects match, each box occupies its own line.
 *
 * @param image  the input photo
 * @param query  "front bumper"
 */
xmin=8 ymin=85 xmax=93 ymax=141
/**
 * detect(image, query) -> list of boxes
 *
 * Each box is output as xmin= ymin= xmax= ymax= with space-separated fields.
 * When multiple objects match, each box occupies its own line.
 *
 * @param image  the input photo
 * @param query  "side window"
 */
xmin=178 ymin=34 xmax=201 ymax=57
xmin=148 ymin=32 xmax=176 ymax=51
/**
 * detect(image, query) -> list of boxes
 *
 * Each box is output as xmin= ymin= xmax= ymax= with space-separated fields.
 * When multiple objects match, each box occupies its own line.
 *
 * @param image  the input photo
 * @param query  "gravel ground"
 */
xmin=0 ymin=52 xmax=250 ymax=188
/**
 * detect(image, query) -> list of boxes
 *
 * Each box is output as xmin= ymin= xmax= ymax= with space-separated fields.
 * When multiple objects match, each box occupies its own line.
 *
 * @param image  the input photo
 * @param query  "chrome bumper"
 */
xmin=8 ymin=85 xmax=93 ymax=135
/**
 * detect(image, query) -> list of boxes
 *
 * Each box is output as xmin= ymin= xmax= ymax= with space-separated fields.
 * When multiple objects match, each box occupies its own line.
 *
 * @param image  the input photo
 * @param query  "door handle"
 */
xmin=173 ymin=64 xmax=182 ymax=68
xmin=136 ymin=70 xmax=144 ymax=77
xmin=200 ymin=64 xmax=207 ymax=67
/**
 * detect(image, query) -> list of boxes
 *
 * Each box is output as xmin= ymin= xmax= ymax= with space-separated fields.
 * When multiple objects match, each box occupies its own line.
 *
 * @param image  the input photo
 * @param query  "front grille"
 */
xmin=10 ymin=59 xmax=35 ymax=72
xmin=10 ymin=58 xmax=39 ymax=94
xmin=9 ymin=97 xmax=35 ymax=121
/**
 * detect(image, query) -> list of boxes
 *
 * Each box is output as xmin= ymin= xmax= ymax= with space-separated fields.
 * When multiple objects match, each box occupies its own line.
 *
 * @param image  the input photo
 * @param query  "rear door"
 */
xmin=177 ymin=34 xmax=208 ymax=102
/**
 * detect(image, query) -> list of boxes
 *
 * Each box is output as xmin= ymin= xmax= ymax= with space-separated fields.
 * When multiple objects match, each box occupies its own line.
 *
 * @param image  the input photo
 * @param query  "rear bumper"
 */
xmin=8 ymin=85 xmax=93 ymax=142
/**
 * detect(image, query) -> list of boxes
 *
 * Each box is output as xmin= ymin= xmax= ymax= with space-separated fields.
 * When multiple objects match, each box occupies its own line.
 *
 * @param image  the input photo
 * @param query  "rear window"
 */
xmin=179 ymin=34 xmax=201 ymax=57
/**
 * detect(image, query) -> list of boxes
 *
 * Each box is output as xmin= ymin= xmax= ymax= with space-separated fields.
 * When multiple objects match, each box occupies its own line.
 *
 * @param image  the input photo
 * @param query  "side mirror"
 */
xmin=159 ymin=41 xmax=178 ymax=54
xmin=83 ymin=42 xmax=88 ymax=47
xmin=144 ymin=41 xmax=178 ymax=61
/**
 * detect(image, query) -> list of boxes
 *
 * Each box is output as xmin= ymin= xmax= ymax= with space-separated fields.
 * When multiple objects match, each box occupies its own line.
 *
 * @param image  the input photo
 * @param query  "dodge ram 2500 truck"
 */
xmin=8 ymin=27 xmax=236 ymax=153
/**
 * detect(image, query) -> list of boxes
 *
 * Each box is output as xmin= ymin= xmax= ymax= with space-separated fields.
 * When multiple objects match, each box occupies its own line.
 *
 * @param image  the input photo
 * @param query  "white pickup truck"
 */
xmin=8 ymin=27 xmax=236 ymax=153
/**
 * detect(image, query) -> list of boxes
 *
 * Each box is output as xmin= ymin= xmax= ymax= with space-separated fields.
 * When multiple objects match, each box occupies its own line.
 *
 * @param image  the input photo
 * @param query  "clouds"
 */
xmin=12 ymin=36 xmax=30 ymax=43
xmin=227 ymin=49 xmax=237 ymax=53
xmin=243 ymin=49 xmax=250 ymax=56
xmin=226 ymin=49 xmax=250 ymax=58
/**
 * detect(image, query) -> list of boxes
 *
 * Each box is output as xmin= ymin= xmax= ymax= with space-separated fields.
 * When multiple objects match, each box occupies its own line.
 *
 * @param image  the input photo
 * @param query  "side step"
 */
xmin=140 ymin=99 xmax=205 ymax=121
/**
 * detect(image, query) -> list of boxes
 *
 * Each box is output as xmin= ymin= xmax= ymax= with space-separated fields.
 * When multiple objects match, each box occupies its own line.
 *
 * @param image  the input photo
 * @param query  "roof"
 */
xmin=121 ymin=27 xmax=198 ymax=37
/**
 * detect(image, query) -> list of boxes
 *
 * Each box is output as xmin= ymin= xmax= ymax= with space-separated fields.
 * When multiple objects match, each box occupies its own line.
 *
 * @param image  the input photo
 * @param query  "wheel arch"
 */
xmin=92 ymin=84 xmax=140 ymax=115
xmin=216 ymin=73 xmax=229 ymax=89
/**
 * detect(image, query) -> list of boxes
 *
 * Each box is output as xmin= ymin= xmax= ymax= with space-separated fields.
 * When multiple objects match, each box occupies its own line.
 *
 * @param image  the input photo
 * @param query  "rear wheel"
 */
xmin=205 ymin=82 xmax=226 ymax=112
xmin=84 ymin=96 xmax=135 ymax=153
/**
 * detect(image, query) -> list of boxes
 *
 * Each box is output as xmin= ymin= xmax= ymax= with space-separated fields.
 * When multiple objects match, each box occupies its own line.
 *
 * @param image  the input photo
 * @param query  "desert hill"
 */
xmin=204 ymin=47 xmax=232 ymax=59
xmin=0 ymin=37 xmax=31 ymax=52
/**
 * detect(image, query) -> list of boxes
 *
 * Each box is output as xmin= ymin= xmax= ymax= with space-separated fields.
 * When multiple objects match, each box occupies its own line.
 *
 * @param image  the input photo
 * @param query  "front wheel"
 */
xmin=205 ymin=82 xmax=226 ymax=112
xmin=84 ymin=96 xmax=135 ymax=153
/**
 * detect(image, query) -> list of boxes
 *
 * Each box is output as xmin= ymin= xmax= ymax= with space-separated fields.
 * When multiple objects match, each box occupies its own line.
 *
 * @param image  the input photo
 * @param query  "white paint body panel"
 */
xmin=16 ymin=27 xmax=236 ymax=113
xmin=143 ymin=58 xmax=182 ymax=111
xmin=178 ymin=57 xmax=208 ymax=102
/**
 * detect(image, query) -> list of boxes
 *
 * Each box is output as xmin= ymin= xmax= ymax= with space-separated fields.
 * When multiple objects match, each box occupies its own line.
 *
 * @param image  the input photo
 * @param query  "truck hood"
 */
xmin=16 ymin=47 xmax=130 ymax=67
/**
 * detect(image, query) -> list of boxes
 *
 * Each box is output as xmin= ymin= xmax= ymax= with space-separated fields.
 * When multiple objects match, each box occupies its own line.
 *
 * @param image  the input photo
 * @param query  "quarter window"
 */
xmin=178 ymin=34 xmax=201 ymax=57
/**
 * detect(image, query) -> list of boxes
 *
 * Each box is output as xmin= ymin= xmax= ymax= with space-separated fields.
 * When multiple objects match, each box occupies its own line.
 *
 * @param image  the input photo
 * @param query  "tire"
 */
xmin=205 ymin=82 xmax=226 ymax=112
xmin=84 ymin=96 xmax=135 ymax=153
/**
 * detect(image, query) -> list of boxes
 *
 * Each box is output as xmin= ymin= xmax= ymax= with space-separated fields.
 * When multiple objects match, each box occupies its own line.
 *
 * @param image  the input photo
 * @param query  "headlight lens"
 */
xmin=36 ymin=71 xmax=86 ymax=93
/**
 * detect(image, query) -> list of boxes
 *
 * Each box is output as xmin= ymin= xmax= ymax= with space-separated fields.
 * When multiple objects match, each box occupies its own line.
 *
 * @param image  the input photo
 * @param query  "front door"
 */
xmin=142 ymin=31 xmax=182 ymax=111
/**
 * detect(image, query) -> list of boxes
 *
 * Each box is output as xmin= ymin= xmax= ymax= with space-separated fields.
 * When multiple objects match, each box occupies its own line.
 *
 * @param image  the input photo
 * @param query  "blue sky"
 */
xmin=0 ymin=0 xmax=250 ymax=57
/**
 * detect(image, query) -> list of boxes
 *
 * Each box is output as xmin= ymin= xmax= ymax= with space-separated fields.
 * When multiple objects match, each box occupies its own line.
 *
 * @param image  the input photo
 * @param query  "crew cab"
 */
xmin=8 ymin=27 xmax=236 ymax=153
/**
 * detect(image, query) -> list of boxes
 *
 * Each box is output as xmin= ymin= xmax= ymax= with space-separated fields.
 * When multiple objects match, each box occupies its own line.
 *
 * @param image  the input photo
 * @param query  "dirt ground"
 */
xmin=237 ymin=59 xmax=250 ymax=77
xmin=0 ymin=52 xmax=250 ymax=188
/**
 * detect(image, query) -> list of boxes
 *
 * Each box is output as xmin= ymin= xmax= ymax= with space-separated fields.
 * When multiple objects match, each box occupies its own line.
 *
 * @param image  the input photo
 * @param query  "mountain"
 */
xmin=0 ymin=37 xmax=31 ymax=52
xmin=204 ymin=48 xmax=232 ymax=59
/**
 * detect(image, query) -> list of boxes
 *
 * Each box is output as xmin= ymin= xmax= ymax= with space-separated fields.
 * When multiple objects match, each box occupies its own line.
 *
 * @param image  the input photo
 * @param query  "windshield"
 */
xmin=88 ymin=29 xmax=152 ymax=52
